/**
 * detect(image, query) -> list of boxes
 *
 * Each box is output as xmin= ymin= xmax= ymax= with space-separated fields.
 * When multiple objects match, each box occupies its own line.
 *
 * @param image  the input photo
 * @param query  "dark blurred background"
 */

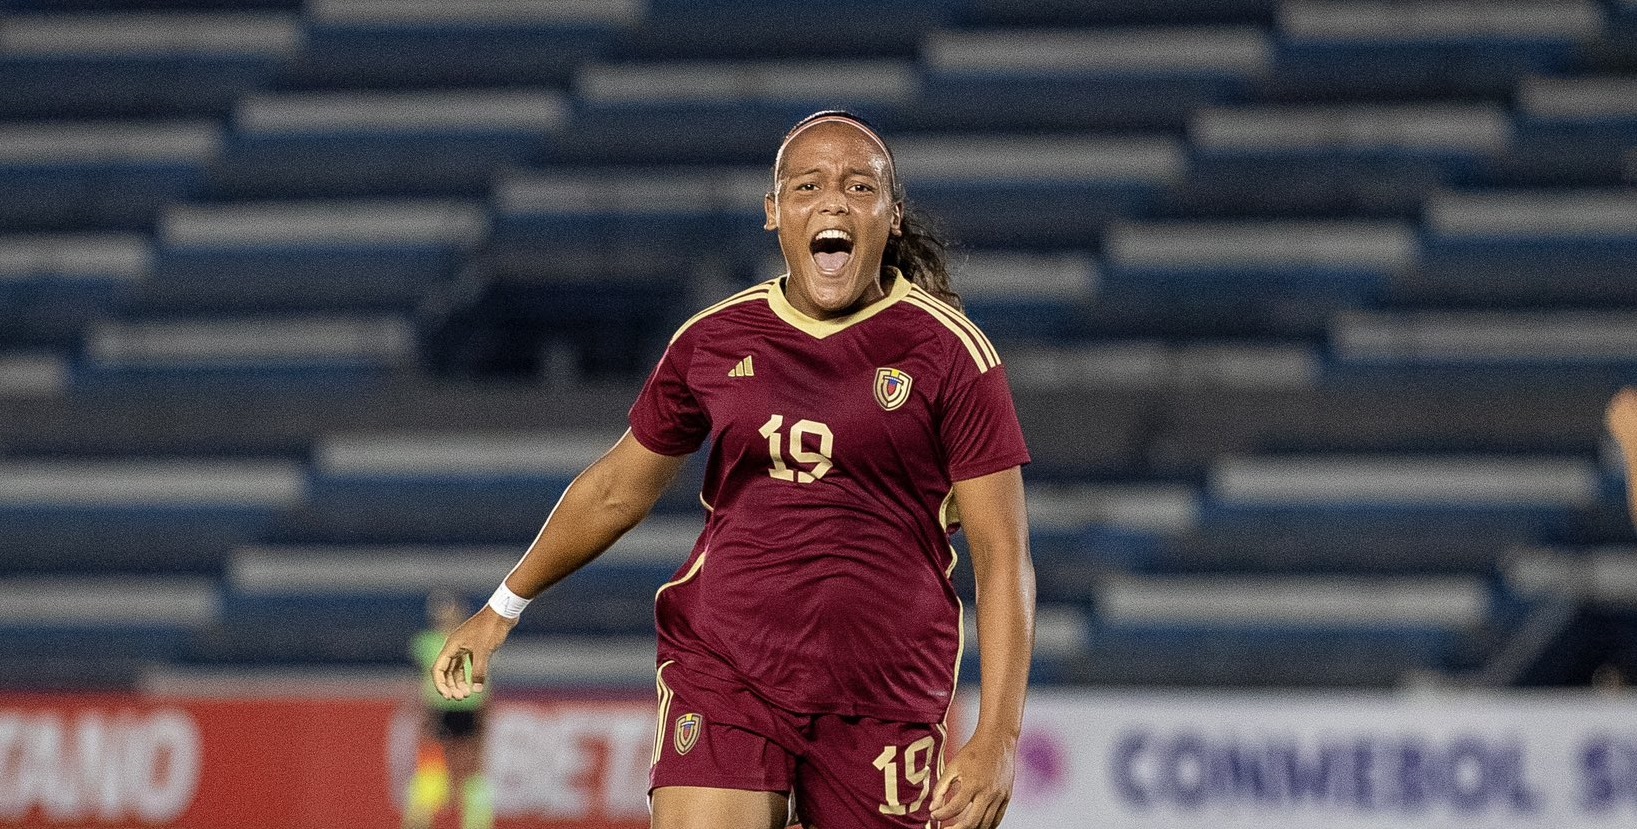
xmin=2 ymin=0 xmax=1637 ymax=704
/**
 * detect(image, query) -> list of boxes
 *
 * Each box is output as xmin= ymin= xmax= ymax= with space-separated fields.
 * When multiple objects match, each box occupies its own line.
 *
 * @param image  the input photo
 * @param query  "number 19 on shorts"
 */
xmin=873 ymin=736 xmax=936 ymax=816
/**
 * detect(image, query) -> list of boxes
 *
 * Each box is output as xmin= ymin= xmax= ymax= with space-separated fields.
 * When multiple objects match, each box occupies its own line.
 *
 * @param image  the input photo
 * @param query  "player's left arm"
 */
xmin=931 ymin=465 xmax=1034 ymax=829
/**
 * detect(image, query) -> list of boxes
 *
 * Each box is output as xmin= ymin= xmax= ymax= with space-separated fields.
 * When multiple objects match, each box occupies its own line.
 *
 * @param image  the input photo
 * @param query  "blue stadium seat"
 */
xmin=285 ymin=0 xmax=637 ymax=90
xmin=206 ymin=522 xmax=699 ymax=666
xmin=0 ymin=235 xmax=146 ymax=346
xmin=1406 ymin=189 xmax=1637 ymax=313
xmin=1329 ymin=309 xmax=1637 ymax=386
xmin=555 ymin=59 xmax=918 ymax=164
xmin=1188 ymin=103 xmax=1511 ymax=181
xmin=2 ymin=0 xmax=1630 ymax=691
xmin=1152 ymin=381 xmax=1609 ymax=472
xmin=0 ymin=166 xmax=207 ymax=234
xmin=0 ymin=626 xmax=196 ymax=688
xmin=1097 ymin=219 xmax=1408 ymax=335
xmin=210 ymin=89 xmax=569 ymax=200
xmin=1066 ymin=624 xmax=1474 ymax=686
xmin=1173 ymin=154 xmax=1446 ymax=220
xmin=955 ymin=252 xmax=1097 ymax=337
xmin=1267 ymin=0 xmax=1600 ymax=102
xmin=548 ymin=106 xmax=805 ymax=166
xmin=897 ymin=134 xmax=1184 ymax=248
xmin=1089 ymin=571 xmax=1493 ymax=681
xmin=0 ymin=56 xmax=280 ymax=120
xmin=0 ymin=505 xmax=291 ymax=575
xmin=294 ymin=432 xmax=588 ymax=544
xmin=0 ymin=13 xmax=298 ymax=118
xmin=618 ymin=0 xmax=940 ymax=59
xmin=0 ymin=122 xmax=218 ymax=233
xmin=77 ymin=315 xmax=418 ymax=389
xmin=489 ymin=168 xmax=764 ymax=269
xmin=955 ymin=0 xmax=1277 ymax=27
xmin=1147 ymin=522 xmax=1529 ymax=576
xmin=1201 ymin=454 xmax=1601 ymax=544
xmin=0 ymin=0 xmax=299 ymax=8
xmin=906 ymin=26 xmax=1269 ymax=130
xmin=0 ymin=352 xmax=67 ymax=398
xmin=143 ymin=199 xmax=485 ymax=314
xmin=0 ymin=461 xmax=305 ymax=575
xmin=0 ymin=575 xmax=216 ymax=686
xmin=899 ymin=74 xmax=1232 ymax=132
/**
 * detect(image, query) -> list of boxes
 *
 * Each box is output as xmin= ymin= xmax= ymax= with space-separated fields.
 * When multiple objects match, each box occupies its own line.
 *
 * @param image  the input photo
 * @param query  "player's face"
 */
xmin=765 ymin=122 xmax=903 ymax=320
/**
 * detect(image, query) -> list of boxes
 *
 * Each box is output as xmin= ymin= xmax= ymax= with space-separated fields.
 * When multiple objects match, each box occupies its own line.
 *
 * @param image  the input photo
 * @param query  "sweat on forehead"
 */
xmin=773 ymin=116 xmax=895 ymax=179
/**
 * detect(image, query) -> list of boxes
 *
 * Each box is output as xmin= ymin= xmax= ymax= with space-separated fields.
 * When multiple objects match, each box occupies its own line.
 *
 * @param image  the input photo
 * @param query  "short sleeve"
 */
xmin=629 ymin=338 xmax=710 ymax=456
xmin=940 ymin=362 xmax=1031 ymax=482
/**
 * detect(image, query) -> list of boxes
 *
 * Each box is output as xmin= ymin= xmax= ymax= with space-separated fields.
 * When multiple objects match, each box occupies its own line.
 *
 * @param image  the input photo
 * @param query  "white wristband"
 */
xmin=487 ymin=583 xmax=531 ymax=619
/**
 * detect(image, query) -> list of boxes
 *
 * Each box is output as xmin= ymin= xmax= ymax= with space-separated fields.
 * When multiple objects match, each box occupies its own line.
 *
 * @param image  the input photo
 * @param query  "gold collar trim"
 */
xmin=766 ymin=268 xmax=912 ymax=340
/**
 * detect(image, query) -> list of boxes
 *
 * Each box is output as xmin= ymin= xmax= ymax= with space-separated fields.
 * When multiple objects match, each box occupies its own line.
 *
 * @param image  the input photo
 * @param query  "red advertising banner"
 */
xmin=0 ymin=694 xmax=655 ymax=829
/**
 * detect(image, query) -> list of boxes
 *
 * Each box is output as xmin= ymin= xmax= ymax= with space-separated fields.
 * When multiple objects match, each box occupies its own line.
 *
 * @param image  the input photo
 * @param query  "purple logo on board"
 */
xmin=1015 ymin=729 xmax=1068 ymax=803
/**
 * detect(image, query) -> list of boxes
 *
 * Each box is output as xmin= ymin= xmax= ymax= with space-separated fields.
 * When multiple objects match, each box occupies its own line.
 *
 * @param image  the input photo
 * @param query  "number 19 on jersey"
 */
xmin=758 ymin=414 xmax=834 ymax=483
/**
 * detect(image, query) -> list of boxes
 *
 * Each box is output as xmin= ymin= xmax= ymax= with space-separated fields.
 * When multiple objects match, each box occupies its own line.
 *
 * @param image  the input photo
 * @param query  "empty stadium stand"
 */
xmin=2 ymin=0 xmax=1636 ymax=693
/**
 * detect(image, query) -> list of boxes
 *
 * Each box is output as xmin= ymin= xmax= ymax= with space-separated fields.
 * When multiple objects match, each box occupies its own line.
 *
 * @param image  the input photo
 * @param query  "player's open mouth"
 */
xmin=810 ymin=228 xmax=853 ymax=274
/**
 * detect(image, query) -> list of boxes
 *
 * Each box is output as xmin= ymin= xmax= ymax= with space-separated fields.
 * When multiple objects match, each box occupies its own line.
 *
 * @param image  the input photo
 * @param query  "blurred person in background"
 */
xmin=406 ymin=593 xmax=493 ymax=829
xmin=433 ymin=110 xmax=1035 ymax=829
xmin=1608 ymin=389 xmax=1637 ymax=523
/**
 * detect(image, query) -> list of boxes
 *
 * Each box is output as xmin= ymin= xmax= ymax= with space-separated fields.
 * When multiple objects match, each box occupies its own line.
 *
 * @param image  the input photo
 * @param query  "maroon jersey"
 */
xmin=629 ymin=273 xmax=1030 ymax=723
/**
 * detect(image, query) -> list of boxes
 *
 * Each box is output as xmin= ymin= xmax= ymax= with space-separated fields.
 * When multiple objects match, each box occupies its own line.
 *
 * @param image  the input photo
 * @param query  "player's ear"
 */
xmin=890 ymin=201 xmax=903 ymax=237
xmin=763 ymin=192 xmax=778 ymax=231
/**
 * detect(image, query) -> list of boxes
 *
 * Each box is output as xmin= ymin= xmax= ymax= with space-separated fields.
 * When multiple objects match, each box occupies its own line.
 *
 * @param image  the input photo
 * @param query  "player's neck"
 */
xmin=782 ymin=272 xmax=892 ymax=321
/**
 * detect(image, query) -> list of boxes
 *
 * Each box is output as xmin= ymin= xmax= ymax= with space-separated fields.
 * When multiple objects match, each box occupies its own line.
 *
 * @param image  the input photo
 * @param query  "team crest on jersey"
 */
xmin=874 ymin=367 xmax=913 ymax=411
xmin=674 ymin=713 xmax=702 ymax=755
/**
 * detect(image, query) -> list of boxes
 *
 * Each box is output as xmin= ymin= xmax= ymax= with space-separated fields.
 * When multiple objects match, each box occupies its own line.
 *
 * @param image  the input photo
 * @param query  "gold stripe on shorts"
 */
xmin=652 ymin=660 xmax=676 ymax=766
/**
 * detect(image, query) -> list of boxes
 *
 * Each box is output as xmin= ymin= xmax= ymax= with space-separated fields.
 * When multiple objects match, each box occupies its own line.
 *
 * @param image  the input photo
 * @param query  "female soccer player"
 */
xmin=433 ymin=110 xmax=1035 ymax=829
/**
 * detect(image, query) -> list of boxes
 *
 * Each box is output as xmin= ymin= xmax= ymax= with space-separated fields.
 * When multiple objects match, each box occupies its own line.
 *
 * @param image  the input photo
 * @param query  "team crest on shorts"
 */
xmin=874 ymin=367 xmax=913 ymax=412
xmin=674 ymin=713 xmax=702 ymax=756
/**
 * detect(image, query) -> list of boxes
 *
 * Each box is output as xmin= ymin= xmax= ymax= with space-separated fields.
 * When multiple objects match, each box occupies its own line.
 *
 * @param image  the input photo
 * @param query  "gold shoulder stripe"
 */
xmin=669 ymin=283 xmax=773 ymax=345
xmin=904 ymin=294 xmax=991 ymax=371
xmin=907 ymin=287 xmax=1001 ymax=368
xmin=904 ymin=289 xmax=1000 ymax=368
xmin=903 ymin=293 xmax=998 ymax=372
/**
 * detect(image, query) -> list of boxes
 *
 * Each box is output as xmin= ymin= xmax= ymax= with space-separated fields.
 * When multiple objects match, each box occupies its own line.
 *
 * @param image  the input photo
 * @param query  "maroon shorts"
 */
xmin=649 ymin=660 xmax=948 ymax=829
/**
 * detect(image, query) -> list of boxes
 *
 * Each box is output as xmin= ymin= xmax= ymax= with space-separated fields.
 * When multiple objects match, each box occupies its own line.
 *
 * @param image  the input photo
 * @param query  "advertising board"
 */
xmin=979 ymin=690 xmax=1637 ymax=829
xmin=0 ymin=695 xmax=653 ymax=829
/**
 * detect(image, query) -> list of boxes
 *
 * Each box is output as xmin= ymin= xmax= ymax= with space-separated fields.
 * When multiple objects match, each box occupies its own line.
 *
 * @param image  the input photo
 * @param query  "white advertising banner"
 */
xmin=966 ymin=690 xmax=1637 ymax=829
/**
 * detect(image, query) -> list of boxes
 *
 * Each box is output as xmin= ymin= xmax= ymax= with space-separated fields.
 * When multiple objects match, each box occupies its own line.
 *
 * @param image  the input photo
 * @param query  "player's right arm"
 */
xmin=1607 ymin=388 xmax=1637 ymax=525
xmin=432 ymin=430 xmax=687 ymax=699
